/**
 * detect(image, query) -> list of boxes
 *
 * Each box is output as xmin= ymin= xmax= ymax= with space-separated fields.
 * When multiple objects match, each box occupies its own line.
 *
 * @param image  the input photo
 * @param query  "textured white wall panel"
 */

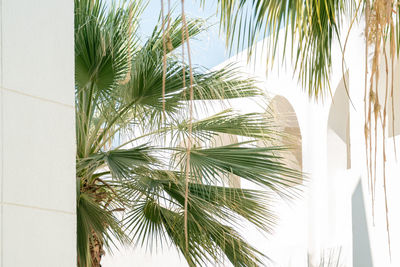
xmin=0 ymin=0 xmax=75 ymax=266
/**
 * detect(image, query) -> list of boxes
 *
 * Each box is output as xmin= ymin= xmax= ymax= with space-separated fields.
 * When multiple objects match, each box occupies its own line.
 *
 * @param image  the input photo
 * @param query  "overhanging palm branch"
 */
xmin=214 ymin=0 xmax=354 ymax=98
xmin=75 ymin=0 xmax=302 ymax=266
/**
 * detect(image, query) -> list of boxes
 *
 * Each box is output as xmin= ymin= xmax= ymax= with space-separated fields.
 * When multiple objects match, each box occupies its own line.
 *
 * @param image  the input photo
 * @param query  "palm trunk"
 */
xmin=90 ymin=230 xmax=105 ymax=267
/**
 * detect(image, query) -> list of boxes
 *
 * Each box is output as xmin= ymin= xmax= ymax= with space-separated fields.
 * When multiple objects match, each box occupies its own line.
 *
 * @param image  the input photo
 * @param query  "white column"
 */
xmin=305 ymin=100 xmax=329 ymax=267
xmin=0 ymin=1 xmax=75 ymax=266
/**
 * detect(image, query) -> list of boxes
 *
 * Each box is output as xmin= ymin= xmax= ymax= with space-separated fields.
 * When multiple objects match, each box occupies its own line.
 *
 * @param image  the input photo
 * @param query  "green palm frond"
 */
xmin=162 ymin=179 xmax=277 ymax=232
xmin=77 ymin=145 xmax=155 ymax=179
xmin=182 ymin=109 xmax=276 ymax=141
xmin=148 ymin=15 xmax=207 ymax=54
xmin=75 ymin=0 xmax=142 ymax=92
xmin=172 ymin=143 xmax=302 ymax=197
xmin=122 ymin=51 xmax=259 ymax=118
xmin=104 ymin=146 xmax=156 ymax=180
xmin=125 ymin=193 xmax=268 ymax=267
xmin=215 ymin=0 xmax=352 ymax=98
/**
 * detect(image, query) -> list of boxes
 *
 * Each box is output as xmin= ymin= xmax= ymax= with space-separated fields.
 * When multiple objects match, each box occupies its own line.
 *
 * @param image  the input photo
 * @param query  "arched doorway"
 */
xmin=266 ymin=95 xmax=302 ymax=185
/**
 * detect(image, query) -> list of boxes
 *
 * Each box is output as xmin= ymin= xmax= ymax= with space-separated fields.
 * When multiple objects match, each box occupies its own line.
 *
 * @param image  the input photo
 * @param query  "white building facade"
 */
xmin=221 ymin=19 xmax=400 ymax=267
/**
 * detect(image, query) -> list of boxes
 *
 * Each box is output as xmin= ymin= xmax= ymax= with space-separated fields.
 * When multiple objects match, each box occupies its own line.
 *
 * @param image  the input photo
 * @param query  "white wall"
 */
xmin=0 ymin=1 xmax=75 ymax=266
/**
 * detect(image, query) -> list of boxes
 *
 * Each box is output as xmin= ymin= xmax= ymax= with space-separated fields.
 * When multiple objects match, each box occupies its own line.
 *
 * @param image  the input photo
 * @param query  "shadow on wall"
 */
xmin=327 ymin=72 xmax=351 ymax=172
xmin=352 ymin=180 xmax=373 ymax=267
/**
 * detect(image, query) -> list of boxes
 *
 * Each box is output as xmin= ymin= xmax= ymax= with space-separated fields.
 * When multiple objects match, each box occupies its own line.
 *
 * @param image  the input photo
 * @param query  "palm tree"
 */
xmin=75 ymin=0 xmax=301 ymax=266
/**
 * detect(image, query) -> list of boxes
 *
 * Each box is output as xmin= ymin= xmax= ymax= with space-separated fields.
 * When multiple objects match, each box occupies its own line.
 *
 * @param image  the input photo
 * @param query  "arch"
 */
xmin=266 ymin=95 xmax=303 ymax=184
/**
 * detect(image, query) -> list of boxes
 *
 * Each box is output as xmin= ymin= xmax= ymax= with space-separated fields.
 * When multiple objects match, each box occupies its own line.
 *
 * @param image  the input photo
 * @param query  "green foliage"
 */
xmin=75 ymin=0 xmax=302 ymax=266
xmin=215 ymin=0 xmax=355 ymax=98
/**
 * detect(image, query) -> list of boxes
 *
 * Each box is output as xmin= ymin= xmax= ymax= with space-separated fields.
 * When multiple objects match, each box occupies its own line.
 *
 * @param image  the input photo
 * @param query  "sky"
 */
xmin=137 ymin=0 xmax=230 ymax=69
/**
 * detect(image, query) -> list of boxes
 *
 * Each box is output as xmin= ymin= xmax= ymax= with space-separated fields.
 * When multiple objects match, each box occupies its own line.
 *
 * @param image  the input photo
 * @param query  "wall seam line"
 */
xmin=1 ymin=87 xmax=74 ymax=108
xmin=0 ymin=202 xmax=75 ymax=216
